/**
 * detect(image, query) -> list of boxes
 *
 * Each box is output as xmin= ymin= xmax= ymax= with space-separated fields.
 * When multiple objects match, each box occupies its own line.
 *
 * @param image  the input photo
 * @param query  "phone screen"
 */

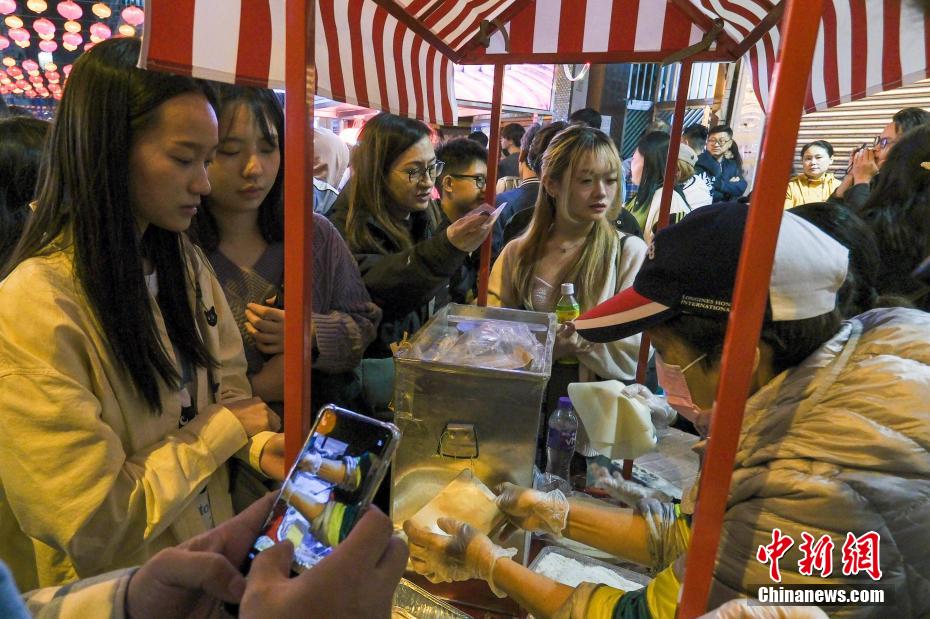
xmin=247 ymin=406 xmax=399 ymax=573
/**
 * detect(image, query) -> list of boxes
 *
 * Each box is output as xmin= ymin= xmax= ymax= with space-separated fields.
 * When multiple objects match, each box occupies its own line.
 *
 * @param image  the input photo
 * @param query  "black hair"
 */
xmin=683 ymin=124 xmax=708 ymax=151
xmin=800 ymin=140 xmax=834 ymax=158
xmin=632 ymin=131 xmax=670 ymax=212
xmin=4 ymin=37 xmax=217 ymax=412
xmin=527 ymin=121 xmax=568 ymax=175
xmin=501 ymin=122 xmax=525 ymax=145
xmin=859 ymin=124 xmax=930 ymax=300
xmin=0 ymin=117 xmax=49 ymax=266
xmin=789 ymin=202 xmax=879 ymax=317
xmin=568 ymin=107 xmax=602 ymax=129
xmin=191 ymin=85 xmax=284 ymax=253
xmin=434 ymin=137 xmax=488 ymax=196
xmin=467 ymin=130 xmax=489 ymax=148
xmin=892 ymin=107 xmax=930 ymax=134
xmin=657 ymin=310 xmax=842 ymax=377
xmin=519 ymin=123 xmax=541 ymax=158
xmin=708 ymin=124 xmax=742 ymax=168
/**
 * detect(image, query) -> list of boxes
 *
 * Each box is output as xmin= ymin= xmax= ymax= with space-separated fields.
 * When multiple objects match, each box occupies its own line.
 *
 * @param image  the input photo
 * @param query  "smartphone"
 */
xmin=245 ymin=405 xmax=400 ymax=574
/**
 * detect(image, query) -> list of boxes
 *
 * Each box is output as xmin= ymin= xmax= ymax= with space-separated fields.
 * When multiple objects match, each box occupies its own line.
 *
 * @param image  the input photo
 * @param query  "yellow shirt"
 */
xmin=0 ymin=236 xmax=273 ymax=590
xmin=784 ymin=172 xmax=840 ymax=209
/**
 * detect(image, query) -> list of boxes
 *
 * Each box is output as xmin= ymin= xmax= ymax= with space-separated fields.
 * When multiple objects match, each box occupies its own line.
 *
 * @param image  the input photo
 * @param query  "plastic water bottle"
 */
xmin=546 ymin=397 xmax=579 ymax=481
xmin=555 ymin=282 xmax=580 ymax=365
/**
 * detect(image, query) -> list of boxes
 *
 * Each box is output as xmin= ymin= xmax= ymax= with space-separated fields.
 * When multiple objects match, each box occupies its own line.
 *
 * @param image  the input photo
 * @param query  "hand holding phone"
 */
xmin=245 ymin=406 xmax=400 ymax=574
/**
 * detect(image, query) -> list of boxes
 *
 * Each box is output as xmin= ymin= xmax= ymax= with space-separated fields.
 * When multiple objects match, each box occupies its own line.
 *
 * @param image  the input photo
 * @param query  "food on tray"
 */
xmin=407 ymin=469 xmax=507 ymax=537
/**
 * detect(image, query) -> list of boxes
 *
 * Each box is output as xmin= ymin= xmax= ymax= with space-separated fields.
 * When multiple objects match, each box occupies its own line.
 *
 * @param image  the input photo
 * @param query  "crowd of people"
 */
xmin=0 ymin=34 xmax=929 ymax=618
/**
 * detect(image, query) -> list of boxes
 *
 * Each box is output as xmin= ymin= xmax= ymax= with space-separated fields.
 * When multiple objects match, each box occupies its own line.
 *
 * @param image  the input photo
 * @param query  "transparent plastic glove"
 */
xmin=699 ymin=599 xmax=829 ymax=619
xmin=621 ymin=383 xmax=677 ymax=429
xmin=296 ymin=451 xmax=322 ymax=475
xmin=494 ymin=482 xmax=569 ymax=538
xmin=403 ymin=518 xmax=516 ymax=597
xmin=590 ymin=462 xmax=671 ymax=504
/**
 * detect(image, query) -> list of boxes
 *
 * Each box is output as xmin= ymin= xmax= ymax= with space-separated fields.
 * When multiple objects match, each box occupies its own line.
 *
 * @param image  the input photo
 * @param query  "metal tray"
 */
xmin=392 ymin=578 xmax=471 ymax=619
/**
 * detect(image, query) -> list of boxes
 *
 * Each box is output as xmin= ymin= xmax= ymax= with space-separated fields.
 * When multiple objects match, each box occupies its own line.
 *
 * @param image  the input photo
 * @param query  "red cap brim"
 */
xmin=575 ymin=287 xmax=676 ymax=343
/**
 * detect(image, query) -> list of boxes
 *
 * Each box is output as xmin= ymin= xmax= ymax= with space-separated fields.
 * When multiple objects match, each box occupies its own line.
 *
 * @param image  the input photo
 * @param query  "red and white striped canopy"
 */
xmin=141 ymin=0 xmax=929 ymax=121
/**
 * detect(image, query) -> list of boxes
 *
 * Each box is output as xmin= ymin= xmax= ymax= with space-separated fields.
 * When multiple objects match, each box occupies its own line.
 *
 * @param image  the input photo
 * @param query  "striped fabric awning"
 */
xmin=141 ymin=0 xmax=929 ymax=122
xmin=748 ymin=0 xmax=930 ymax=112
xmin=141 ymin=0 xmax=461 ymax=123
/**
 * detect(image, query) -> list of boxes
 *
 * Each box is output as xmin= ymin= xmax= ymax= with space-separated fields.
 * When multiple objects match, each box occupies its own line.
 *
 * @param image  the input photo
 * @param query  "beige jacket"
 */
xmin=0 ymin=236 xmax=272 ymax=590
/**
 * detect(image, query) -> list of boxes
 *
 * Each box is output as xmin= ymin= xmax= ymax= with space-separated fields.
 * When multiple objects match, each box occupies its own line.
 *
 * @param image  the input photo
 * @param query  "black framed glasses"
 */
xmin=707 ymin=137 xmax=731 ymax=146
xmin=873 ymin=136 xmax=894 ymax=150
xmin=403 ymin=160 xmax=445 ymax=183
xmin=449 ymin=174 xmax=487 ymax=189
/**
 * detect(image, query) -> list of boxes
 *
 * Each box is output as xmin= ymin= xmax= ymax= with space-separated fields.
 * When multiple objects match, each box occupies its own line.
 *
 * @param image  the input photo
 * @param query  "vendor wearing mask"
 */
xmin=404 ymin=203 xmax=930 ymax=618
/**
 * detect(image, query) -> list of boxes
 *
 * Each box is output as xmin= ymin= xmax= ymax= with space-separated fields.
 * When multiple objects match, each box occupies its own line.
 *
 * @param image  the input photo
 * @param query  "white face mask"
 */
xmin=655 ymin=352 xmax=707 ymax=423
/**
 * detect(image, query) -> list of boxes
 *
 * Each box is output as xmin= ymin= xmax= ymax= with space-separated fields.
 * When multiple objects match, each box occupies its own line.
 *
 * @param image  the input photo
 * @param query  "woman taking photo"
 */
xmin=0 ymin=38 xmax=281 ymax=589
xmin=784 ymin=140 xmax=840 ymax=209
xmin=329 ymin=113 xmax=493 ymax=360
xmin=488 ymin=124 xmax=647 ymax=395
xmin=625 ymin=131 xmax=692 ymax=243
xmin=191 ymin=86 xmax=380 ymax=413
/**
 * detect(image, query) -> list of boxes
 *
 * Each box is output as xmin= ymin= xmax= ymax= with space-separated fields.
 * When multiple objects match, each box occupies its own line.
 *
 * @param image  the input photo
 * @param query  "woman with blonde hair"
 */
xmin=489 ymin=124 xmax=647 ymax=395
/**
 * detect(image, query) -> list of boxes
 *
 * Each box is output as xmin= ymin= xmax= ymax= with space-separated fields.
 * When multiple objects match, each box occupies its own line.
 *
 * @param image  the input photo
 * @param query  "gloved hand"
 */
xmin=494 ymin=482 xmax=570 ymax=537
xmin=403 ymin=518 xmax=516 ymax=597
xmin=699 ymin=599 xmax=829 ymax=618
xmin=589 ymin=462 xmax=671 ymax=504
xmin=296 ymin=451 xmax=323 ymax=475
xmin=621 ymin=383 xmax=677 ymax=428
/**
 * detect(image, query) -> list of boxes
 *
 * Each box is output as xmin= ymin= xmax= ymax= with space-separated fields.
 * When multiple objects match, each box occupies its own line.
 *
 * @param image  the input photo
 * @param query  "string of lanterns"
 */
xmin=1 ymin=1 xmax=145 ymax=99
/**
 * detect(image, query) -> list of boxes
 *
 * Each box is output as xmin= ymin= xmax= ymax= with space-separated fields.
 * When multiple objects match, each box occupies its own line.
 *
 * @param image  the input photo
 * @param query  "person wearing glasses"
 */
xmin=833 ymin=107 xmax=930 ymax=210
xmin=695 ymin=124 xmax=747 ymax=202
xmin=328 ymin=113 xmax=494 ymax=365
xmin=433 ymin=138 xmax=491 ymax=304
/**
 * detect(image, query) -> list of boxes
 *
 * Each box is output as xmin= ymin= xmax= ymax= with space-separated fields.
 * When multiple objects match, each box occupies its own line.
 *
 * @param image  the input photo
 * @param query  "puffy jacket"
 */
xmin=328 ymin=190 xmax=467 ymax=358
xmin=561 ymin=308 xmax=930 ymax=618
xmin=709 ymin=307 xmax=930 ymax=616
xmin=0 ymin=235 xmax=272 ymax=590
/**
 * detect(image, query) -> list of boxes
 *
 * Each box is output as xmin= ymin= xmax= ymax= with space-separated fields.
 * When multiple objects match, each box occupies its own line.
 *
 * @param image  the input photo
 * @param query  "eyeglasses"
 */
xmin=873 ymin=136 xmax=895 ymax=150
xmin=449 ymin=174 xmax=487 ymax=189
xmin=401 ymin=160 xmax=445 ymax=183
xmin=707 ymin=137 xmax=731 ymax=146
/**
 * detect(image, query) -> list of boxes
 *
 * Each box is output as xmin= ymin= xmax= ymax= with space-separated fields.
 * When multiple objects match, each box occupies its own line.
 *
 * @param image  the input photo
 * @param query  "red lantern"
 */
xmin=90 ymin=23 xmax=111 ymax=40
xmin=56 ymin=0 xmax=81 ymax=20
xmin=62 ymin=32 xmax=82 ymax=47
xmin=4 ymin=14 xmax=22 ymax=28
xmin=91 ymin=2 xmax=111 ymax=19
xmin=38 ymin=39 xmax=56 ymax=52
xmin=62 ymin=63 xmax=72 ymax=75
xmin=26 ymin=0 xmax=46 ymax=12
xmin=121 ymin=5 xmax=144 ymax=26
xmin=32 ymin=16 xmax=54 ymax=36
xmin=0 ymin=0 xmax=16 ymax=16
xmin=0 ymin=35 xmax=8 ymax=51
xmin=22 ymin=58 xmax=38 ymax=72
xmin=8 ymin=28 xmax=29 ymax=43
xmin=64 ymin=20 xmax=81 ymax=33
xmin=117 ymin=24 xmax=135 ymax=37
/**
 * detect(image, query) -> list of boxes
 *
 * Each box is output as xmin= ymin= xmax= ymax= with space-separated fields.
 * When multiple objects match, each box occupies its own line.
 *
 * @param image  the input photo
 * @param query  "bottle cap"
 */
xmin=560 ymin=282 xmax=574 ymax=296
xmin=558 ymin=396 xmax=572 ymax=409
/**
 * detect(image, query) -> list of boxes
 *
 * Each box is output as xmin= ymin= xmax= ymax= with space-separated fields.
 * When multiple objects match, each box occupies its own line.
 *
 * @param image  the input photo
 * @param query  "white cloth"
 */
xmin=567 ymin=380 xmax=657 ymax=460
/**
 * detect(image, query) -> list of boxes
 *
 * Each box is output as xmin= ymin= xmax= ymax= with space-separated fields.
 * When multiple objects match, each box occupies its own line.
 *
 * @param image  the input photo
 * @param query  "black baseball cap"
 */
xmin=575 ymin=203 xmax=849 ymax=343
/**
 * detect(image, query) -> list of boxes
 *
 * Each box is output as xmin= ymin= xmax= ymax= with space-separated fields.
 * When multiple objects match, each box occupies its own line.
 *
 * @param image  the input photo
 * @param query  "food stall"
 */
xmin=136 ymin=0 xmax=929 ymax=615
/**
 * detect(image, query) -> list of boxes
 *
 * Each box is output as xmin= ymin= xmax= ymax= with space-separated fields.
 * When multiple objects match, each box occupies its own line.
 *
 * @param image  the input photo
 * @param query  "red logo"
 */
xmin=841 ymin=531 xmax=883 ymax=581
xmin=756 ymin=528 xmax=794 ymax=583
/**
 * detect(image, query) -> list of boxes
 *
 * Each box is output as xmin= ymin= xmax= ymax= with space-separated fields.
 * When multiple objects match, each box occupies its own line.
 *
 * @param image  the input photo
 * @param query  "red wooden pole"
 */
xmin=476 ymin=63 xmax=505 ymax=307
xmin=676 ymin=0 xmax=823 ymax=615
xmin=283 ymin=0 xmax=315 ymax=467
xmin=627 ymin=61 xmax=691 ymax=479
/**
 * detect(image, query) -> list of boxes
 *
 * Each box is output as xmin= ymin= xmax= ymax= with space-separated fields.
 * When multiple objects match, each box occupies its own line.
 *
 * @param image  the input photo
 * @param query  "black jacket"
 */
xmin=328 ymin=191 xmax=467 ymax=357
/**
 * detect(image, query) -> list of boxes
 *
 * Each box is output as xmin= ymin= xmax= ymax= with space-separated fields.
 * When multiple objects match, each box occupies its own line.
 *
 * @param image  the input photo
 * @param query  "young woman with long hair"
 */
xmin=0 ymin=38 xmax=282 ymax=589
xmin=489 ymin=124 xmax=647 ymax=394
xmin=625 ymin=131 xmax=692 ymax=243
xmin=858 ymin=124 xmax=930 ymax=310
xmin=0 ymin=117 xmax=49 ymax=267
xmin=191 ymin=86 xmax=380 ymax=412
xmin=328 ymin=112 xmax=493 ymax=360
